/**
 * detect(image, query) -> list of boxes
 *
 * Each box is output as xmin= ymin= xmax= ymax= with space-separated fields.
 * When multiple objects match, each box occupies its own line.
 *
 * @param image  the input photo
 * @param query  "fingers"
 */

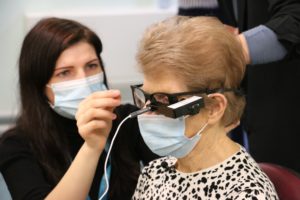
xmin=78 ymin=119 xmax=108 ymax=136
xmin=224 ymin=24 xmax=239 ymax=35
xmin=76 ymin=108 xmax=116 ymax=127
xmin=88 ymin=89 xmax=121 ymax=101
xmin=77 ymin=97 xmax=120 ymax=117
xmin=237 ymin=34 xmax=250 ymax=64
xmin=76 ymin=90 xmax=121 ymax=119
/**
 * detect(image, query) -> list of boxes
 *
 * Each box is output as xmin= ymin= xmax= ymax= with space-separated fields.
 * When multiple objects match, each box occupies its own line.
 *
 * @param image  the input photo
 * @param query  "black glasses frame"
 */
xmin=130 ymin=84 xmax=243 ymax=108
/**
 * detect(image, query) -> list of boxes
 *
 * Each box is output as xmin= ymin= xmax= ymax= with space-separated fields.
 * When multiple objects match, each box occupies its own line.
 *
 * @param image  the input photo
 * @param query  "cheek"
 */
xmin=184 ymin=117 xmax=197 ymax=138
xmin=45 ymin=87 xmax=55 ymax=105
xmin=86 ymin=65 xmax=102 ymax=77
xmin=184 ymin=111 xmax=207 ymax=138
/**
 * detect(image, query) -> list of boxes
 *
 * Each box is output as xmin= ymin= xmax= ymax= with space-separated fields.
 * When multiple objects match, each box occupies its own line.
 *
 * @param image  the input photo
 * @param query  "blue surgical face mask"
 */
xmin=137 ymin=114 xmax=208 ymax=158
xmin=48 ymin=72 xmax=107 ymax=119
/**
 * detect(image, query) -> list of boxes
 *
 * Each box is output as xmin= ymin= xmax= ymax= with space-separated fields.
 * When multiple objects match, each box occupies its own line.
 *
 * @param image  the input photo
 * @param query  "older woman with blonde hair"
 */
xmin=132 ymin=16 xmax=278 ymax=199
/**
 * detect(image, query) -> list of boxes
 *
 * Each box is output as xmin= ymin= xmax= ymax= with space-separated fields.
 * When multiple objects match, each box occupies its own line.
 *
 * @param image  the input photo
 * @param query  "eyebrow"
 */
xmin=87 ymin=58 xmax=100 ymax=64
xmin=54 ymin=66 xmax=72 ymax=71
xmin=54 ymin=58 xmax=100 ymax=71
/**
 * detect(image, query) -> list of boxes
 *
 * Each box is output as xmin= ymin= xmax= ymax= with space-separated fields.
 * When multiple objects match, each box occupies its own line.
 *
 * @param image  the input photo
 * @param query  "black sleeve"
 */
xmin=0 ymin=134 xmax=51 ymax=200
xmin=265 ymin=0 xmax=300 ymax=55
xmin=178 ymin=0 xmax=237 ymax=26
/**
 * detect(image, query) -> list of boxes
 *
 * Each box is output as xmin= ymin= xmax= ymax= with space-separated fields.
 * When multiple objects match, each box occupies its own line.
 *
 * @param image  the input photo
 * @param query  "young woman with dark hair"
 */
xmin=0 ymin=17 xmax=157 ymax=200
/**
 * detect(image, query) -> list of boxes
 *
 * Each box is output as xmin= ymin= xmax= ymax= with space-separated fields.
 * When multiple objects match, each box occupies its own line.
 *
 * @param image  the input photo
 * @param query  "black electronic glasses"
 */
xmin=130 ymin=84 xmax=243 ymax=109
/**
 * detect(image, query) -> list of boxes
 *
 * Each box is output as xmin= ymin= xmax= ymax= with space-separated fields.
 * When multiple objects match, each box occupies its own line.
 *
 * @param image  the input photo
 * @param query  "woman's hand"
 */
xmin=76 ymin=90 xmax=121 ymax=152
xmin=237 ymin=34 xmax=250 ymax=64
xmin=224 ymin=24 xmax=250 ymax=64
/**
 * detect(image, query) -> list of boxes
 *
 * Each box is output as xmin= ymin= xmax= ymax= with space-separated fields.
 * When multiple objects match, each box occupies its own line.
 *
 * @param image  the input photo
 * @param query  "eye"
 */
xmin=153 ymin=94 xmax=170 ymax=105
xmin=86 ymin=63 xmax=100 ymax=71
xmin=56 ymin=70 xmax=71 ymax=78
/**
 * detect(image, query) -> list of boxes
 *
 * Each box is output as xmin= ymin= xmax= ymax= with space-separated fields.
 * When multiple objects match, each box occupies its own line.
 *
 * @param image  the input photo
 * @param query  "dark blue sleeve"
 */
xmin=243 ymin=25 xmax=287 ymax=64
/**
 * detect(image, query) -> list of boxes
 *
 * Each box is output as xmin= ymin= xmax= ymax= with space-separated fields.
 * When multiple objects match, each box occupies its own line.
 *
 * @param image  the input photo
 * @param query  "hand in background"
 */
xmin=237 ymin=33 xmax=250 ymax=64
xmin=224 ymin=24 xmax=250 ymax=64
xmin=224 ymin=24 xmax=239 ymax=35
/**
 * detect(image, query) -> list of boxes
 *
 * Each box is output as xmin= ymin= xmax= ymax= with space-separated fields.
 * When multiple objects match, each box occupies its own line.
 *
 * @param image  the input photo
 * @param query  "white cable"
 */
xmin=98 ymin=115 xmax=131 ymax=200
xmin=98 ymin=107 xmax=151 ymax=199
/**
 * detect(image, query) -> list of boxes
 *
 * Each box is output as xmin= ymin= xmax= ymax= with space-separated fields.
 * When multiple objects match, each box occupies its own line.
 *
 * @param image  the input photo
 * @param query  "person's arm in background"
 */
xmin=238 ymin=26 xmax=287 ymax=64
xmin=239 ymin=0 xmax=300 ymax=64
xmin=178 ymin=0 xmax=300 ymax=65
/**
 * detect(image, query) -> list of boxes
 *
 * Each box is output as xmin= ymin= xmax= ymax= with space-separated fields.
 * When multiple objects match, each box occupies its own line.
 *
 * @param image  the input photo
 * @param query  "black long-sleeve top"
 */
xmin=0 ymin=104 xmax=158 ymax=200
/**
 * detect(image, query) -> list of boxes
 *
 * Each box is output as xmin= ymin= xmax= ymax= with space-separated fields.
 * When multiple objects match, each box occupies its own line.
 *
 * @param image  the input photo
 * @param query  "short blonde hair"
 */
xmin=136 ymin=16 xmax=246 ymax=126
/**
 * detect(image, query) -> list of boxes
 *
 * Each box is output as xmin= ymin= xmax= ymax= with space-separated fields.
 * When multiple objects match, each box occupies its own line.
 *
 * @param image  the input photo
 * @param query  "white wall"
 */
xmin=0 ymin=0 xmax=177 ymax=133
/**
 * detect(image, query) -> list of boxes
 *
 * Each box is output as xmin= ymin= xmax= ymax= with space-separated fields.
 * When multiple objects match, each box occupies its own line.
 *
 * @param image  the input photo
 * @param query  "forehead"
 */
xmin=142 ymin=72 xmax=188 ymax=94
xmin=55 ymin=41 xmax=98 ymax=68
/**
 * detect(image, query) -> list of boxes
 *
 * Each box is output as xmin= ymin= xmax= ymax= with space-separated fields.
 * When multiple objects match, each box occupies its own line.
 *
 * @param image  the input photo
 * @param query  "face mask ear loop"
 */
xmin=183 ymin=115 xmax=189 ymax=120
xmin=183 ymin=111 xmax=208 ymax=137
xmin=195 ymin=94 xmax=211 ymax=136
xmin=98 ymin=115 xmax=131 ymax=200
xmin=196 ymin=122 xmax=208 ymax=136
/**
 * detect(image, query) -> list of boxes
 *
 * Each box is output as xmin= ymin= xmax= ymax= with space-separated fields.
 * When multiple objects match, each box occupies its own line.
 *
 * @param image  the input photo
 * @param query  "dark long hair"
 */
xmin=16 ymin=17 xmax=107 ymax=183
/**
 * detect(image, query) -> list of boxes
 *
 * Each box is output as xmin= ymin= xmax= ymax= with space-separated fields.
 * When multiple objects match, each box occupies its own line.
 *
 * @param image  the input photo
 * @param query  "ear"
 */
xmin=206 ymin=93 xmax=227 ymax=125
